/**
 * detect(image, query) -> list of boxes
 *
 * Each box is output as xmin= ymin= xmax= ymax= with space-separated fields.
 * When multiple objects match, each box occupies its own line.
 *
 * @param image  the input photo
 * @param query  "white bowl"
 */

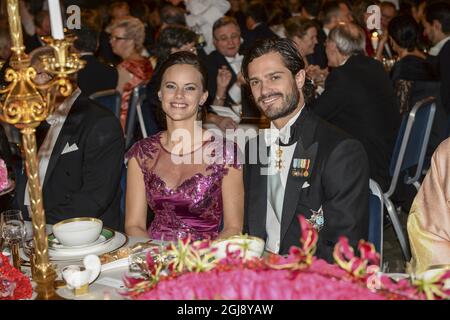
xmin=212 ymin=235 xmax=265 ymax=261
xmin=52 ymin=218 xmax=103 ymax=247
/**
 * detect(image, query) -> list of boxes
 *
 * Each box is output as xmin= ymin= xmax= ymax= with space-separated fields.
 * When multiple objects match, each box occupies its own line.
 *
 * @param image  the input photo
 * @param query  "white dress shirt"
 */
xmin=429 ymin=36 xmax=450 ymax=56
xmin=225 ymin=54 xmax=244 ymax=104
xmin=264 ymin=107 xmax=304 ymax=253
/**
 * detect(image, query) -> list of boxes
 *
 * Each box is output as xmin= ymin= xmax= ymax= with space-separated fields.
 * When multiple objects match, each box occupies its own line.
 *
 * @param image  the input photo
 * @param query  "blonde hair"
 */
xmin=106 ymin=16 xmax=145 ymax=52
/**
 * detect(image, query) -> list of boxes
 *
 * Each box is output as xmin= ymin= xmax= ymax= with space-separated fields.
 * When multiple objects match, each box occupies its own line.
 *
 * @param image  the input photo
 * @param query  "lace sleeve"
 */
xmin=125 ymin=134 xmax=161 ymax=170
xmin=395 ymin=79 xmax=413 ymax=115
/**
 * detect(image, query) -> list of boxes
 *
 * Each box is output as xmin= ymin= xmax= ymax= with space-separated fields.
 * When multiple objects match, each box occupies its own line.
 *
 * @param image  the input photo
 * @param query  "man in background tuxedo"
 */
xmin=15 ymin=48 xmax=124 ymax=230
xmin=242 ymin=38 xmax=369 ymax=262
xmin=424 ymin=1 xmax=450 ymax=115
xmin=310 ymin=23 xmax=399 ymax=193
xmin=73 ymin=25 xmax=118 ymax=98
xmin=24 ymin=10 xmax=50 ymax=54
xmin=241 ymin=2 xmax=279 ymax=54
xmin=301 ymin=0 xmax=328 ymax=69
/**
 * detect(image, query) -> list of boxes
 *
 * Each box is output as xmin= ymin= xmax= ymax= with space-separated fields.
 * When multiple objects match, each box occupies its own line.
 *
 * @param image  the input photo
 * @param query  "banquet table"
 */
xmin=19 ymin=221 xmax=149 ymax=300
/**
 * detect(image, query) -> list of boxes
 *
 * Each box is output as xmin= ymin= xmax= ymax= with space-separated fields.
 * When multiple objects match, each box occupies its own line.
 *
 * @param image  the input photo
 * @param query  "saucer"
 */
xmin=49 ymin=228 xmax=115 ymax=251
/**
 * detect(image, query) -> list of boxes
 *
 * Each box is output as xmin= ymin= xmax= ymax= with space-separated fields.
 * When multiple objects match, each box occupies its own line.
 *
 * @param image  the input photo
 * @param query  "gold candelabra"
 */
xmin=0 ymin=0 xmax=85 ymax=299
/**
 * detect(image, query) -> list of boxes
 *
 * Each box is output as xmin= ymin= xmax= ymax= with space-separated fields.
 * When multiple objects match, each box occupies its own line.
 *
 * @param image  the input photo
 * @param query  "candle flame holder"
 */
xmin=0 ymin=0 xmax=85 ymax=300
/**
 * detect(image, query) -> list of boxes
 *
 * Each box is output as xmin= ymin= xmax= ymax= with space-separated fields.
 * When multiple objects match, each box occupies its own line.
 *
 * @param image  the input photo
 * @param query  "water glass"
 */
xmin=1 ymin=210 xmax=26 ymax=269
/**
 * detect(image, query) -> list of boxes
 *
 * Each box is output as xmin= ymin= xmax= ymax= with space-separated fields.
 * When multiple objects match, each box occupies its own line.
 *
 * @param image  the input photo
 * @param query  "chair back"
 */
xmin=369 ymin=179 xmax=384 ymax=264
xmin=89 ymin=89 xmax=122 ymax=119
xmin=386 ymin=97 xmax=436 ymax=197
xmin=124 ymin=85 xmax=147 ymax=150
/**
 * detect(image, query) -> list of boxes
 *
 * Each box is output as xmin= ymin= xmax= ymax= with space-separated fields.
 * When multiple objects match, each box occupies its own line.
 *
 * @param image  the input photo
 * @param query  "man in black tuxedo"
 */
xmin=310 ymin=23 xmax=400 ymax=192
xmin=205 ymin=17 xmax=260 ymax=128
xmin=242 ymin=38 xmax=369 ymax=262
xmin=15 ymin=49 xmax=125 ymax=230
xmin=73 ymin=26 xmax=118 ymax=98
xmin=241 ymin=2 xmax=279 ymax=54
xmin=423 ymin=1 xmax=450 ymax=115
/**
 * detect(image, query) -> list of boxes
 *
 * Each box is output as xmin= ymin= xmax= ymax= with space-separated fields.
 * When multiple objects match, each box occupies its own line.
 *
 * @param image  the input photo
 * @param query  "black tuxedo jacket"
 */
xmin=310 ymin=54 xmax=400 ymax=191
xmin=243 ymin=109 xmax=370 ymax=262
xmin=16 ymin=96 xmax=125 ymax=230
xmin=77 ymin=55 xmax=118 ymax=98
xmin=427 ymin=41 xmax=450 ymax=114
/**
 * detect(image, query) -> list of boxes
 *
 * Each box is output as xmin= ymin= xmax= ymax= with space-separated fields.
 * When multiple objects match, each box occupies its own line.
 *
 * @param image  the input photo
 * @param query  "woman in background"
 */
xmin=107 ymin=16 xmax=153 ymax=129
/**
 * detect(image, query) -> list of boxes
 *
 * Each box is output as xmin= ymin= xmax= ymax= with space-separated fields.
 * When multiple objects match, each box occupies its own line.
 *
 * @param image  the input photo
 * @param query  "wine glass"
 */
xmin=1 ymin=210 xmax=26 ymax=269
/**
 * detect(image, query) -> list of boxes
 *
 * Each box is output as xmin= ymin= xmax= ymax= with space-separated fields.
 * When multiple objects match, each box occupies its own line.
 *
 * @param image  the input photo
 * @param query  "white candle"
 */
xmin=48 ymin=0 xmax=64 ymax=39
xmin=371 ymin=32 xmax=379 ymax=51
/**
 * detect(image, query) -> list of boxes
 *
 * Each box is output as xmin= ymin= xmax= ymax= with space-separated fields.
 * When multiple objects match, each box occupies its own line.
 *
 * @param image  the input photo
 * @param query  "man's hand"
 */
xmin=216 ymin=66 xmax=232 ymax=95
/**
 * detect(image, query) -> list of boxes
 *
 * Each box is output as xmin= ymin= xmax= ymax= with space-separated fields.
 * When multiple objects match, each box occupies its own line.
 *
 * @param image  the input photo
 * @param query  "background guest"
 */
xmin=423 ymin=1 xmax=450 ymax=115
xmin=310 ymin=22 xmax=399 ymax=194
xmin=241 ymin=2 xmax=279 ymax=54
xmin=73 ymin=25 xmax=118 ymax=98
xmin=388 ymin=14 xmax=447 ymax=169
xmin=107 ymin=16 xmax=153 ymax=129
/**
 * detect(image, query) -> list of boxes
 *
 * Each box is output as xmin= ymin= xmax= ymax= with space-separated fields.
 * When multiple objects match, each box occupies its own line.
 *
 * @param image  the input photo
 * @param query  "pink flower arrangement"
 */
xmin=0 ymin=159 xmax=9 ymax=191
xmin=123 ymin=216 xmax=450 ymax=300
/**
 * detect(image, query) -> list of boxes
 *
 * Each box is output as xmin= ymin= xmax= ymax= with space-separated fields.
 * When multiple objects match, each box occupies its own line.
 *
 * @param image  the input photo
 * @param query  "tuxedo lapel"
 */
xmin=43 ymin=101 xmax=85 ymax=186
xmin=280 ymin=109 xmax=319 ymax=242
xmin=247 ymin=135 xmax=269 ymax=237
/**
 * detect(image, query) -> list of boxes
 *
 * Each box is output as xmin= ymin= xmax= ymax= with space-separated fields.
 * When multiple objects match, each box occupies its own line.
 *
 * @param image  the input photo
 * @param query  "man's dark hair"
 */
xmin=242 ymin=38 xmax=305 ymax=81
xmin=156 ymin=25 xmax=198 ymax=64
xmin=157 ymin=50 xmax=208 ymax=92
xmin=302 ymin=0 xmax=323 ymax=17
xmin=321 ymin=1 xmax=341 ymax=25
xmin=160 ymin=5 xmax=186 ymax=26
xmin=388 ymin=15 xmax=419 ymax=51
xmin=425 ymin=1 xmax=450 ymax=34
xmin=241 ymin=38 xmax=314 ymax=102
xmin=73 ymin=26 xmax=100 ymax=53
xmin=245 ymin=2 xmax=268 ymax=24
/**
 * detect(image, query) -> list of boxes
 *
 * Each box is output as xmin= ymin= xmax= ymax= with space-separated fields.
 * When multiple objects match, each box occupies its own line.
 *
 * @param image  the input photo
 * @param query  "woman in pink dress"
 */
xmin=125 ymin=51 xmax=243 ymax=241
xmin=107 ymin=16 xmax=153 ymax=129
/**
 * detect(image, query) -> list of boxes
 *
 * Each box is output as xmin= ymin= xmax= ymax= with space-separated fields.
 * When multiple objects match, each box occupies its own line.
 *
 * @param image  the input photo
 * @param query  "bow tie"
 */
xmin=264 ymin=125 xmax=298 ymax=147
xmin=227 ymin=55 xmax=243 ymax=66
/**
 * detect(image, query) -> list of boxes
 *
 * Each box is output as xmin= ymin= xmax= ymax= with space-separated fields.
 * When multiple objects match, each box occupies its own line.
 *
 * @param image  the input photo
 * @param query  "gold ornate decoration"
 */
xmin=0 ymin=0 xmax=85 ymax=300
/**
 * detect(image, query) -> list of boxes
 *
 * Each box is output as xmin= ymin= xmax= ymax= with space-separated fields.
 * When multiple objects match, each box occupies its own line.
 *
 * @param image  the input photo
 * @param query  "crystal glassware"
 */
xmin=1 ymin=210 xmax=26 ymax=269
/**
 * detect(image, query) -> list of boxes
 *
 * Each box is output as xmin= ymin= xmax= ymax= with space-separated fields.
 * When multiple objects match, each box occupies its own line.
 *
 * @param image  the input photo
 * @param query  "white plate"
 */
xmin=22 ymin=231 xmax=128 ymax=263
xmin=48 ymin=228 xmax=115 ymax=252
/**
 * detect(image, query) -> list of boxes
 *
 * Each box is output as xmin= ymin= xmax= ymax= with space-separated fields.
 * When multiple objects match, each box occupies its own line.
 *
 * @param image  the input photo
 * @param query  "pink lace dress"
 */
xmin=126 ymin=132 xmax=241 ymax=241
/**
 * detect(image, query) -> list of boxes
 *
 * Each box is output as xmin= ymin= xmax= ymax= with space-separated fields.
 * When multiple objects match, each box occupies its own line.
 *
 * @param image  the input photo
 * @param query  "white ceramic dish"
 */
xmin=212 ymin=235 xmax=265 ymax=260
xmin=49 ymin=228 xmax=115 ymax=252
xmin=52 ymin=218 xmax=103 ymax=247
